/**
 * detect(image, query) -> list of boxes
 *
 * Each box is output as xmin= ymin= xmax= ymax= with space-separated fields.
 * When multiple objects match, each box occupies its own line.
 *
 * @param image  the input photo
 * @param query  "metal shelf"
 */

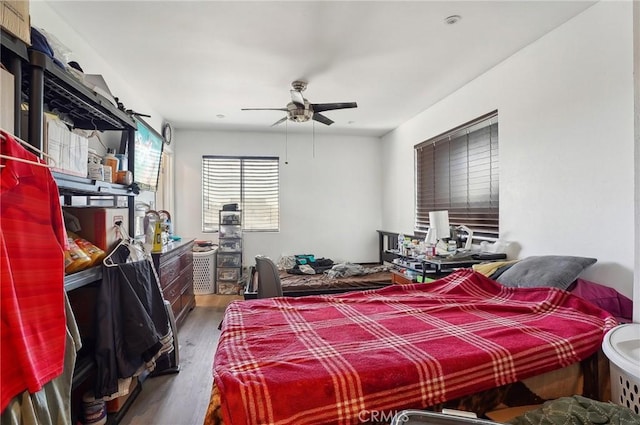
xmin=27 ymin=50 xmax=136 ymax=131
xmin=0 ymin=30 xmax=28 ymax=61
xmin=54 ymin=171 xmax=134 ymax=197
xmin=71 ymin=354 xmax=96 ymax=390
xmin=64 ymin=266 xmax=102 ymax=292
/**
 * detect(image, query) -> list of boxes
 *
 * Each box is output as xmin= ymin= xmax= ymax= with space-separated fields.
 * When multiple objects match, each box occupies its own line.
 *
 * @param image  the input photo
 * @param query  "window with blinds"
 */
xmin=202 ymin=156 xmax=280 ymax=232
xmin=415 ymin=111 xmax=499 ymax=241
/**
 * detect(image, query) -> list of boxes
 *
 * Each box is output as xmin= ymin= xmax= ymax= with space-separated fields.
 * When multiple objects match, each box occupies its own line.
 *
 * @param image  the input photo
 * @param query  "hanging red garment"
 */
xmin=1 ymin=131 xmax=67 ymax=411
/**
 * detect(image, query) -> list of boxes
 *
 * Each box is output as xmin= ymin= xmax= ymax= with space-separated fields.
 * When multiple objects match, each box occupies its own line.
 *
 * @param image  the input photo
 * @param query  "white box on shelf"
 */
xmin=45 ymin=117 xmax=66 ymax=170
xmin=68 ymin=132 xmax=88 ymax=177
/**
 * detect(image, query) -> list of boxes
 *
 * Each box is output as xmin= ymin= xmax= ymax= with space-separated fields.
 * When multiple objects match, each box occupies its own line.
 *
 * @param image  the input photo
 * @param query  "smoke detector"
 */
xmin=445 ymin=15 xmax=461 ymax=25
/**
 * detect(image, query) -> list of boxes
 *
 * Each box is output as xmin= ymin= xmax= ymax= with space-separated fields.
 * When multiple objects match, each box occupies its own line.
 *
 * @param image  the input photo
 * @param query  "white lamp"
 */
xmin=426 ymin=210 xmax=451 ymax=254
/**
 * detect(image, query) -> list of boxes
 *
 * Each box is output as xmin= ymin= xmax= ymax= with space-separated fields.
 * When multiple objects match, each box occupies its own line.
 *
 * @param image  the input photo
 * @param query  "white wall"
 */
xmin=381 ymin=1 xmax=635 ymax=299
xmin=173 ymin=129 xmax=383 ymax=267
xmin=32 ymin=1 xmax=637 ymax=306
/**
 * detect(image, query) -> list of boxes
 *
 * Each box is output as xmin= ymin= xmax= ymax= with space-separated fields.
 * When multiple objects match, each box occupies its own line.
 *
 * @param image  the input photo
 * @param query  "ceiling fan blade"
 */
xmin=242 ymin=107 xmax=288 ymax=111
xmin=270 ymin=116 xmax=288 ymax=127
xmin=290 ymin=90 xmax=305 ymax=106
xmin=311 ymin=102 xmax=357 ymax=113
xmin=312 ymin=113 xmax=334 ymax=126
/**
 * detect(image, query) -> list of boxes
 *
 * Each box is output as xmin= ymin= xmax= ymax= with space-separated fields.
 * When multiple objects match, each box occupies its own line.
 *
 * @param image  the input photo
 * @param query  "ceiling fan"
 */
xmin=241 ymin=80 xmax=357 ymax=127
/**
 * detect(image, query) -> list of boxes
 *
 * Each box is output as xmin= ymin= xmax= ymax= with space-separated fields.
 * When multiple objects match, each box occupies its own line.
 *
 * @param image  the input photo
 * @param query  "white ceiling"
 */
xmin=44 ymin=1 xmax=596 ymax=137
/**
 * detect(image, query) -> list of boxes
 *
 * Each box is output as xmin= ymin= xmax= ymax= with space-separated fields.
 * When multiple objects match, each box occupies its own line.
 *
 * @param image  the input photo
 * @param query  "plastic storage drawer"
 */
xmin=217 ymin=253 xmax=241 ymax=268
xmin=217 ymin=267 xmax=240 ymax=282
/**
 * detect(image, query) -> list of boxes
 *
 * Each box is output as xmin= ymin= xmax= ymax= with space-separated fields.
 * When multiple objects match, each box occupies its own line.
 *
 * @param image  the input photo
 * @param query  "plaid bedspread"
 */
xmin=213 ymin=269 xmax=616 ymax=425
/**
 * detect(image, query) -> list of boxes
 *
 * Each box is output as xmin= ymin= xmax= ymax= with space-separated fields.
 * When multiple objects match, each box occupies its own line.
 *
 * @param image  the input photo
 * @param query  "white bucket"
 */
xmin=601 ymin=323 xmax=640 ymax=415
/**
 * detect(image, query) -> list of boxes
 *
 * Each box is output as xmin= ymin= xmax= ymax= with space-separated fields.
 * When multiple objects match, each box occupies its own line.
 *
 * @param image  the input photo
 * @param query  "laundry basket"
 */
xmin=193 ymin=249 xmax=216 ymax=294
xmin=602 ymin=323 xmax=640 ymax=415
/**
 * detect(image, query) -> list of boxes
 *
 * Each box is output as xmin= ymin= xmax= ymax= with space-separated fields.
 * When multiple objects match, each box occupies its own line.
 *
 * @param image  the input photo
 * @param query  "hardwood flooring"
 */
xmin=119 ymin=295 xmax=241 ymax=425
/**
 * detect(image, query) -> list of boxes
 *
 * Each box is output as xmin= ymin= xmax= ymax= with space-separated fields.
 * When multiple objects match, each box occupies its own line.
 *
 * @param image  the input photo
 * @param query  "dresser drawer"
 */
xmin=162 ymin=274 xmax=182 ymax=306
xmin=181 ymin=292 xmax=194 ymax=317
xmin=170 ymin=298 xmax=182 ymax=321
xmin=179 ymin=267 xmax=193 ymax=294
xmin=158 ymin=255 xmax=181 ymax=289
xmin=151 ymin=239 xmax=195 ymax=328
xmin=179 ymin=250 xmax=193 ymax=271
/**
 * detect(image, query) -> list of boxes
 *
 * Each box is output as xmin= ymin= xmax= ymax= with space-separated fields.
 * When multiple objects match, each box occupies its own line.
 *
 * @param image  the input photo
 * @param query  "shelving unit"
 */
xmin=2 ymin=28 xmax=139 ymax=425
xmin=217 ymin=210 xmax=243 ymax=293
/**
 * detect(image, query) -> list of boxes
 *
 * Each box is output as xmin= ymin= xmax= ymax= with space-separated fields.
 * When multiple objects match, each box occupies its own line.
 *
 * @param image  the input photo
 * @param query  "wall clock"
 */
xmin=162 ymin=122 xmax=173 ymax=145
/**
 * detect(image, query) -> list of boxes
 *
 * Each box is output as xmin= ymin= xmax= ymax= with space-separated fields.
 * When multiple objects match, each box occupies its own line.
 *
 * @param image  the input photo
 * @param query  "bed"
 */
xmin=244 ymin=263 xmax=392 ymax=299
xmin=280 ymin=268 xmax=391 ymax=292
xmin=208 ymin=269 xmax=616 ymax=425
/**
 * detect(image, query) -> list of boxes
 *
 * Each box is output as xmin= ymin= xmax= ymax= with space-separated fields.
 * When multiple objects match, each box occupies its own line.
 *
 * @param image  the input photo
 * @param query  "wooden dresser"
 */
xmin=152 ymin=239 xmax=195 ymax=328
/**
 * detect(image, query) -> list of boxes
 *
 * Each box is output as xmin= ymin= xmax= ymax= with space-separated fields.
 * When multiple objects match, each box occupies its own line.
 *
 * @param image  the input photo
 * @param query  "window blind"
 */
xmin=202 ymin=156 xmax=279 ymax=232
xmin=415 ymin=111 xmax=499 ymax=240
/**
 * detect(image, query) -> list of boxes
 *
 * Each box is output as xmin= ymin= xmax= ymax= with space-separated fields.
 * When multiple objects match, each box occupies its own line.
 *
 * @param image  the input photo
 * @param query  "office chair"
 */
xmin=255 ymin=255 xmax=283 ymax=299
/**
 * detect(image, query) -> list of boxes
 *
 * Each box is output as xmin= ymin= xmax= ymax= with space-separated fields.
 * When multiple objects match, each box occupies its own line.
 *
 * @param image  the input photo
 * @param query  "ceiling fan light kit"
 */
xmin=242 ymin=80 xmax=357 ymax=127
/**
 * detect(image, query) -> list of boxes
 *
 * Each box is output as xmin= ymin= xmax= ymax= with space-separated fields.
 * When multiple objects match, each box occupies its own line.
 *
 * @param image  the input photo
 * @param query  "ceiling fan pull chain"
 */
xmin=285 ymin=120 xmax=289 ymax=165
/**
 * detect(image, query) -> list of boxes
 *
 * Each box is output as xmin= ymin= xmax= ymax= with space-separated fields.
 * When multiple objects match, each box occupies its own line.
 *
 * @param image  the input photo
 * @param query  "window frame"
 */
xmin=414 ymin=111 xmax=499 ymax=242
xmin=201 ymin=155 xmax=280 ymax=233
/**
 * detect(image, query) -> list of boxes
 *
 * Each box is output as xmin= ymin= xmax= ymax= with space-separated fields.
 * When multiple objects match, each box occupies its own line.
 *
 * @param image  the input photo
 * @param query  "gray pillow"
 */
xmin=495 ymin=255 xmax=597 ymax=290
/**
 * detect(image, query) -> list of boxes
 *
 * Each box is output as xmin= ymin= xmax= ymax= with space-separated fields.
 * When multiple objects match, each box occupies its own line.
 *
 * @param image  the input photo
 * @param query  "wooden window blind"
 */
xmin=415 ymin=111 xmax=499 ymax=241
xmin=202 ymin=156 xmax=280 ymax=232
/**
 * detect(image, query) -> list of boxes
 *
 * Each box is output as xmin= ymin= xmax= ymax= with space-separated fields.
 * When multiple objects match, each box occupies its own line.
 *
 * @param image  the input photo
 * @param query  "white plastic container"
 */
xmin=193 ymin=249 xmax=217 ymax=294
xmin=601 ymin=323 xmax=640 ymax=415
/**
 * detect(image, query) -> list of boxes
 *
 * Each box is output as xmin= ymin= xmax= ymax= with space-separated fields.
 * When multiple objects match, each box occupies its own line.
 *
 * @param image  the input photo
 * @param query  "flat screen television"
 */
xmin=133 ymin=117 xmax=164 ymax=192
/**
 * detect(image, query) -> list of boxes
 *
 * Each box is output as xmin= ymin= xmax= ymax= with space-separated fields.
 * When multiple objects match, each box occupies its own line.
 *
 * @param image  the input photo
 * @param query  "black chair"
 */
xmin=255 ymin=255 xmax=283 ymax=299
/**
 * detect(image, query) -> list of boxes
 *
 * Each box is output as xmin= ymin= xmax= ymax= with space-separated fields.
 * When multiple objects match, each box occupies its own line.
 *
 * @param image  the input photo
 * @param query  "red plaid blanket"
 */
xmin=213 ymin=269 xmax=616 ymax=425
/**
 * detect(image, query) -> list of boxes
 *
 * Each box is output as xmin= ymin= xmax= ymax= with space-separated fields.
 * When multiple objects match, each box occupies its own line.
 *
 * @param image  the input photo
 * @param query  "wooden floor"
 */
xmin=119 ymin=294 xmax=242 ymax=425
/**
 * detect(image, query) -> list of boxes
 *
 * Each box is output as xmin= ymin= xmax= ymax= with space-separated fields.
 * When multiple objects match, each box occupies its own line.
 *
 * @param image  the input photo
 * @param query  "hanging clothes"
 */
xmin=1 ymin=293 xmax=82 ymax=425
xmin=93 ymin=244 xmax=173 ymax=399
xmin=0 ymin=131 xmax=68 ymax=411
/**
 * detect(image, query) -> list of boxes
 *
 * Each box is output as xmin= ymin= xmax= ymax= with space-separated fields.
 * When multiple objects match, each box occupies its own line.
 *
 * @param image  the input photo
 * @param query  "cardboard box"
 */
xmin=0 ymin=67 xmax=14 ymax=133
xmin=64 ymin=207 xmax=128 ymax=252
xmin=1 ymin=1 xmax=31 ymax=46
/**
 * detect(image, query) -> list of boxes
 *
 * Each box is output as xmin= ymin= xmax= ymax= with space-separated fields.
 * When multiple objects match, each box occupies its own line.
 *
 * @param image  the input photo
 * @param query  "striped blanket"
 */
xmin=213 ymin=269 xmax=616 ymax=425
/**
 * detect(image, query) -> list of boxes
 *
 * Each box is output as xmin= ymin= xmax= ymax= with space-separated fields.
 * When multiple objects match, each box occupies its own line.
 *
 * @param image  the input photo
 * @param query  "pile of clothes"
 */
xmin=279 ymin=254 xmax=389 ymax=278
xmin=284 ymin=255 xmax=334 ymax=275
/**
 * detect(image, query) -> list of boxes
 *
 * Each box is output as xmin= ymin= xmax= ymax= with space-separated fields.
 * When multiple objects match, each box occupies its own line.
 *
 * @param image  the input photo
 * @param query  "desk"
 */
xmin=423 ymin=257 xmax=483 ymax=274
xmin=387 ymin=251 xmax=487 ymax=283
